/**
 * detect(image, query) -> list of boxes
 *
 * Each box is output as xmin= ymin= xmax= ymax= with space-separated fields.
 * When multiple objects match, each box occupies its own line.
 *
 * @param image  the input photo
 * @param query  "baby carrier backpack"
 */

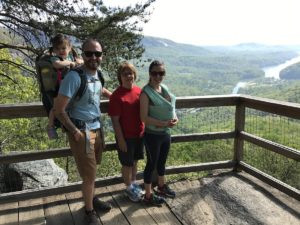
xmin=35 ymin=49 xmax=105 ymax=128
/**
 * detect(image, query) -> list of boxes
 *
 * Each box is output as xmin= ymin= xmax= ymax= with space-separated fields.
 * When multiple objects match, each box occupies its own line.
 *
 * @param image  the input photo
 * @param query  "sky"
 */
xmin=104 ymin=0 xmax=300 ymax=46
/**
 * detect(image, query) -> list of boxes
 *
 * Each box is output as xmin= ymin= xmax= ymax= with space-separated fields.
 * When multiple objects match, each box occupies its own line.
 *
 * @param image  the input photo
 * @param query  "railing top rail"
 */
xmin=240 ymin=94 xmax=300 ymax=120
xmin=1 ymin=94 xmax=300 ymax=119
xmin=0 ymin=95 xmax=240 ymax=119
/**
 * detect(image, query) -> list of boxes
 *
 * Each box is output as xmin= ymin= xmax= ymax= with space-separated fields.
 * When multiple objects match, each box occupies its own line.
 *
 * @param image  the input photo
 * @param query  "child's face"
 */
xmin=53 ymin=43 xmax=71 ymax=59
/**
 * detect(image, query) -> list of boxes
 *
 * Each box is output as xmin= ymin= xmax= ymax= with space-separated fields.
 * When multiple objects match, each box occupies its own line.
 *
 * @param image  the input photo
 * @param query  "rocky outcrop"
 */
xmin=0 ymin=159 xmax=68 ymax=193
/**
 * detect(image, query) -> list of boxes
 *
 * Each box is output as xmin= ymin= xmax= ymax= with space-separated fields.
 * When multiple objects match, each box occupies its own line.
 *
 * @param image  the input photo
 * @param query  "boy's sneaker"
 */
xmin=156 ymin=184 xmax=176 ymax=198
xmin=93 ymin=197 xmax=112 ymax=212
xmin=85 ymin=210 xmax=101 ymax=225
xmin=132 ymin=182 xmax=145 ymax=196
xmin=47 ymin=126 xmax=58 ymax=139
xmin=143 ymin=193 xmax=165 ymax=206
xmin=125 ymin=185 xmax=142 ymax=202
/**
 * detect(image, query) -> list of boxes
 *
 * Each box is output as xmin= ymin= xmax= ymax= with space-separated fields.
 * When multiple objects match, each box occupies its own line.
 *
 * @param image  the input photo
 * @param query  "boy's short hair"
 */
xmin=117 ymin=61 xmax=137 ymax=85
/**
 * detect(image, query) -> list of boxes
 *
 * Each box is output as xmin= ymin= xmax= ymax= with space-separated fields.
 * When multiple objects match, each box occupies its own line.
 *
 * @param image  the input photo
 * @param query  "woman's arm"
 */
xmin=140 ymin=92 xmax=170 ymax=127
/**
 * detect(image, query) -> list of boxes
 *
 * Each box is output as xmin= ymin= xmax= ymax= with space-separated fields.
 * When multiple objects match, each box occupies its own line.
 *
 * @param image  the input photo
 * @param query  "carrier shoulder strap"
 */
xmin=71 ymin=68 xmax=87 ymax=100
xmin=71 ymin=68 xmax=105 ymax=100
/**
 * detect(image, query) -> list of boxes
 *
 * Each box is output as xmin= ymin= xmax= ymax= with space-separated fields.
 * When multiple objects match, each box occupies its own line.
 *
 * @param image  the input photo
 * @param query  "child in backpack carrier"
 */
xmin=46 ymin=34 xmax=83 ymax=139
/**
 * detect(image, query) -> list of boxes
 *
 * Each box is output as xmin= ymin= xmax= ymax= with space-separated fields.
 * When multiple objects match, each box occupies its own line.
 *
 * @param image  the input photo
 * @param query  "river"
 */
xmin=232 ymin=54 xmax=300 ymax=94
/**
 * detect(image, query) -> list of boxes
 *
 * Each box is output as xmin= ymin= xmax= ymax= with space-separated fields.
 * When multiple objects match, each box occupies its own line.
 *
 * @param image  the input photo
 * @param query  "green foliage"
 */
xmin=0 ymin=0 xmax=155 ymax=88
xmin=280 ymin=62 xmax=300 ymax=80
xmin=139 ymin=37 xmax=297 ymax=96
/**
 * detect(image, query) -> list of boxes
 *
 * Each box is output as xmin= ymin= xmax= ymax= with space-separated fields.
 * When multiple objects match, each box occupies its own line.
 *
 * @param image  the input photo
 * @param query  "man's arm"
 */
xmin=53 ymin=94 xmax=82 ymax=141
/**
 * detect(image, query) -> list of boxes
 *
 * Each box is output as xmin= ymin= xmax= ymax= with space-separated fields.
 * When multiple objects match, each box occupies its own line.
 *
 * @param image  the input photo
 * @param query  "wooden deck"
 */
xmin=0 ymin=171 xmax=299 ymax=225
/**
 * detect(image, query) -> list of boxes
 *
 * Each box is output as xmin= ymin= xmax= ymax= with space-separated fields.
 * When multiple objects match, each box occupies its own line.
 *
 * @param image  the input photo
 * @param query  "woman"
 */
xmin=108 ymin=61 xmax=145 ymax=202
xmin=140 ymin=60 xmax=178 ymax=206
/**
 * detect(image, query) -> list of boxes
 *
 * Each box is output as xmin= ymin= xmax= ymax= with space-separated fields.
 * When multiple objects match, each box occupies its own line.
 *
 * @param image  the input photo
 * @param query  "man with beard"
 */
xmin=54 ymin=38 xmax=111 ymax=225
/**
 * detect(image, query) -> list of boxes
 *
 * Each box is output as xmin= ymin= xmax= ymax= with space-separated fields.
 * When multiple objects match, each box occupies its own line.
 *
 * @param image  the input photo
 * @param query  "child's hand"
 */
xmin=70 ymin=62 xmax=76 ymax=68
xmin=75 ymin=58 xmax=84 ymax=65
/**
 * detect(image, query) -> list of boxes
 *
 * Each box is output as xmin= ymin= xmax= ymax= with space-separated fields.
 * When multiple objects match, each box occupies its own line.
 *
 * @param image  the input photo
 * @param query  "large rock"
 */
xmin=0 ymin=159 xmax=68 ymax=193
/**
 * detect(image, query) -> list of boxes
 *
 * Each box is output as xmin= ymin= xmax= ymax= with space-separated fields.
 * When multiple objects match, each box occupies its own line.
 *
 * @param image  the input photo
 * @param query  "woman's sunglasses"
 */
xmin=150 ymin=71 xmax=165 ymax=77
xmin=84 ymin=51 xmax=102 ymax=58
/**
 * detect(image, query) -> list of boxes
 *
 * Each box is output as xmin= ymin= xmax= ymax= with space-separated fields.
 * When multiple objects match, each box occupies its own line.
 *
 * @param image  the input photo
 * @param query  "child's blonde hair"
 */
xmin=117 ymin=61 xmax=137 ymax=85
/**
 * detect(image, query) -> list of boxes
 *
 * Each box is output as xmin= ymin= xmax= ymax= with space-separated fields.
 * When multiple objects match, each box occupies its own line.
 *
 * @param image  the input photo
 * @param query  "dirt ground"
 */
xmin=165 ymin=171 xmax=300 ymax=225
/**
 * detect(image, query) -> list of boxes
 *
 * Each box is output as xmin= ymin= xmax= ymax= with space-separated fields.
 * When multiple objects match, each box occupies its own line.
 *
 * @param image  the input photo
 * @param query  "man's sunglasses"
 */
xmin=84 ymin=51 xmax=102 ymax=58
xmin=150 ymin=71 xmax=165 ymax=77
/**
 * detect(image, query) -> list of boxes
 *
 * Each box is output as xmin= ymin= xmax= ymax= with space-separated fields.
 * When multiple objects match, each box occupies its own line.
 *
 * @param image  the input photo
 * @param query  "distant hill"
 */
xmin=138 ymin=36 xmax=298 ymax=96
xmin=280 ymin=62 xmax=300 ymax=80
xmin=142 ymin=36 xmax=210 ymax=57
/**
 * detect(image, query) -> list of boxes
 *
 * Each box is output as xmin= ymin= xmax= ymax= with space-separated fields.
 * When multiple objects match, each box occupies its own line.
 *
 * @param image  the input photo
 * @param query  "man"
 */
xmin=54 ymin=38 xmax=111 ymax=225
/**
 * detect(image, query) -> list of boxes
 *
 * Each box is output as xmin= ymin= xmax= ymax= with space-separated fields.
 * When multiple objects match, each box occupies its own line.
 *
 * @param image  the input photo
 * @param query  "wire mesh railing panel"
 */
xmin=0 ymin=118 xmax=68 ymax=153
xmin=173 ymin=106 xmax=235 ymax=135
xmin=244 ymin=108 xmax=300 ymax=151
xmin=243 ymin=142 xmax=300 ymax=189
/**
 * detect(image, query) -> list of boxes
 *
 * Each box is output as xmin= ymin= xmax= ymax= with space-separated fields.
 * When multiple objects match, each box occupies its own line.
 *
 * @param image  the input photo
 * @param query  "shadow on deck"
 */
xmin=0 ymin=171 xmax=299 ymax=225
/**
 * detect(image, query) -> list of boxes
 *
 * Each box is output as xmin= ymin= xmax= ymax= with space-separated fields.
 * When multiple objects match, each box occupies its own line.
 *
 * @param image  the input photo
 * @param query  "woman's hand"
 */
xmin=168 ymin=118 xmax=178 ymax=127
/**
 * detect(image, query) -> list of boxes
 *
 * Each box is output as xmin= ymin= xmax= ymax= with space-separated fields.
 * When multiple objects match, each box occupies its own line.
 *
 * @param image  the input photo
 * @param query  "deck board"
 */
xmin=65 ymin=191 xmax=87 ymax=225
xmin=0 ymin=172 xmax=299 ymax=225
xmin=43 ymin=194 xmax=74 ymax=225
xmin=19 ymin=198 xmax=45 ymax=225
xmin=0 ymin=202 xmax=18 ymax=225
xmin=108 ymin=183 xmax=157 ymax=225
xmin=94 ymin=186 xmax=129 ymax=225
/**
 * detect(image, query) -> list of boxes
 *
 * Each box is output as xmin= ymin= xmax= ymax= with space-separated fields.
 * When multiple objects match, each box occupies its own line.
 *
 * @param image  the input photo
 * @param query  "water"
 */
xmin=232 ymin=82 xmax=247 ymax=94
xmin=263 ymin=54 xmax=300 ymax=79
xmin=232 ymin=54 xmax=300 ymax=94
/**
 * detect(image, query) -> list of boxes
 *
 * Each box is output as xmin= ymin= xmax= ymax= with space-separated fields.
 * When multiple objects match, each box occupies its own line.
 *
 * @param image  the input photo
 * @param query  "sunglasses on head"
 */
xmin=150 ymin=71 xmax=165 ymax=77
xmin=84 ymin=51 xmax=102 ymax=58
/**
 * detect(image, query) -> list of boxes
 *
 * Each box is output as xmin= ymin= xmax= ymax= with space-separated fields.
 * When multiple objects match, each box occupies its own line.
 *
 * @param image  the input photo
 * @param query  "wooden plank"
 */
xmin=108 ymin=183 xmax=157 ymax=225
xmin=239 ymin=161 xmax=300 ymax=200
xmin=241 ymin=131 xmax=300 ymax=161
xmin=19 ymin=198 xmax=45 ymax=225
xmin=0 ymin=100 xmax=109 ymax=119
xmin=165 ymin=160 xmax=235 ymax=175
xmin=176 ymin=95 xmax=238 ymax=108
xmin=143 ymin=198 xmax=181 ymax=225
xmin=0 ymin=96 xmax=240 ymax=119
xmin=65 ymin=191 xmax=86 ymax=225
xmin=0 ymin=102 xmax=46 ymax=119
xmin=171 ymin=131 xmax=235 ymax=143
xmin=94 ymin=186 xmax=129 ymax=225
xmin=43 ymin=194 xmax=74 ymax=225
xmin=0 ymin=161 xmax=234 ymax=203
xmin=0 ymin=142 xmax=116 ymax=164
xmin=233 ymin=103 xmax=245 ymax=168
xmin=241 ymin=95 xmax=300 ymax=120
xmin=0 ymin=132 xmax=234 ymax=165
xmin=0 ymin=202 xmax=18 ymax=225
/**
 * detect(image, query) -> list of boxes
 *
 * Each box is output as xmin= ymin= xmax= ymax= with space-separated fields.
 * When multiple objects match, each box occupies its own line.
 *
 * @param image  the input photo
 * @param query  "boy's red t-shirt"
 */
xmin=108 ymin=85 xmax=144 ymax=138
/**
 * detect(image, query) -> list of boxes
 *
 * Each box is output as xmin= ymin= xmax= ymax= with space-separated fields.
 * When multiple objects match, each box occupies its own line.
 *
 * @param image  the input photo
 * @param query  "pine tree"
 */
xmin=0 ymin=0 xmax=155 ymax=86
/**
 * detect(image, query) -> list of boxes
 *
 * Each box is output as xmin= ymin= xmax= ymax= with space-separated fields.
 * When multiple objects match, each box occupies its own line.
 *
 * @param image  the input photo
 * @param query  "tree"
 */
xmin=0 ymin=0 xmax=155 ymax=88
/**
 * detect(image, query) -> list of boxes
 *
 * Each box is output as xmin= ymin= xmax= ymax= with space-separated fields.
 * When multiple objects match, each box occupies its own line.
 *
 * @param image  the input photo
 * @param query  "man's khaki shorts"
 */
xmin=68 ymin=129 xmax=104 ymax=180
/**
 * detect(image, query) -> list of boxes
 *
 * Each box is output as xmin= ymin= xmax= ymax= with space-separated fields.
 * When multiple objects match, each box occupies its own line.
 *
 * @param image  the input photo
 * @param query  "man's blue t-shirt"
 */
xmin=58 ymin=69 xmax=102 ymax=130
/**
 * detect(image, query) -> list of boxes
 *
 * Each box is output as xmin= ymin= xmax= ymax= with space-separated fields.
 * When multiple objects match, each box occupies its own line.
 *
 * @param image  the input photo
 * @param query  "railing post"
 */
xmin=233 ymin=101 xmax=245 ymax=171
